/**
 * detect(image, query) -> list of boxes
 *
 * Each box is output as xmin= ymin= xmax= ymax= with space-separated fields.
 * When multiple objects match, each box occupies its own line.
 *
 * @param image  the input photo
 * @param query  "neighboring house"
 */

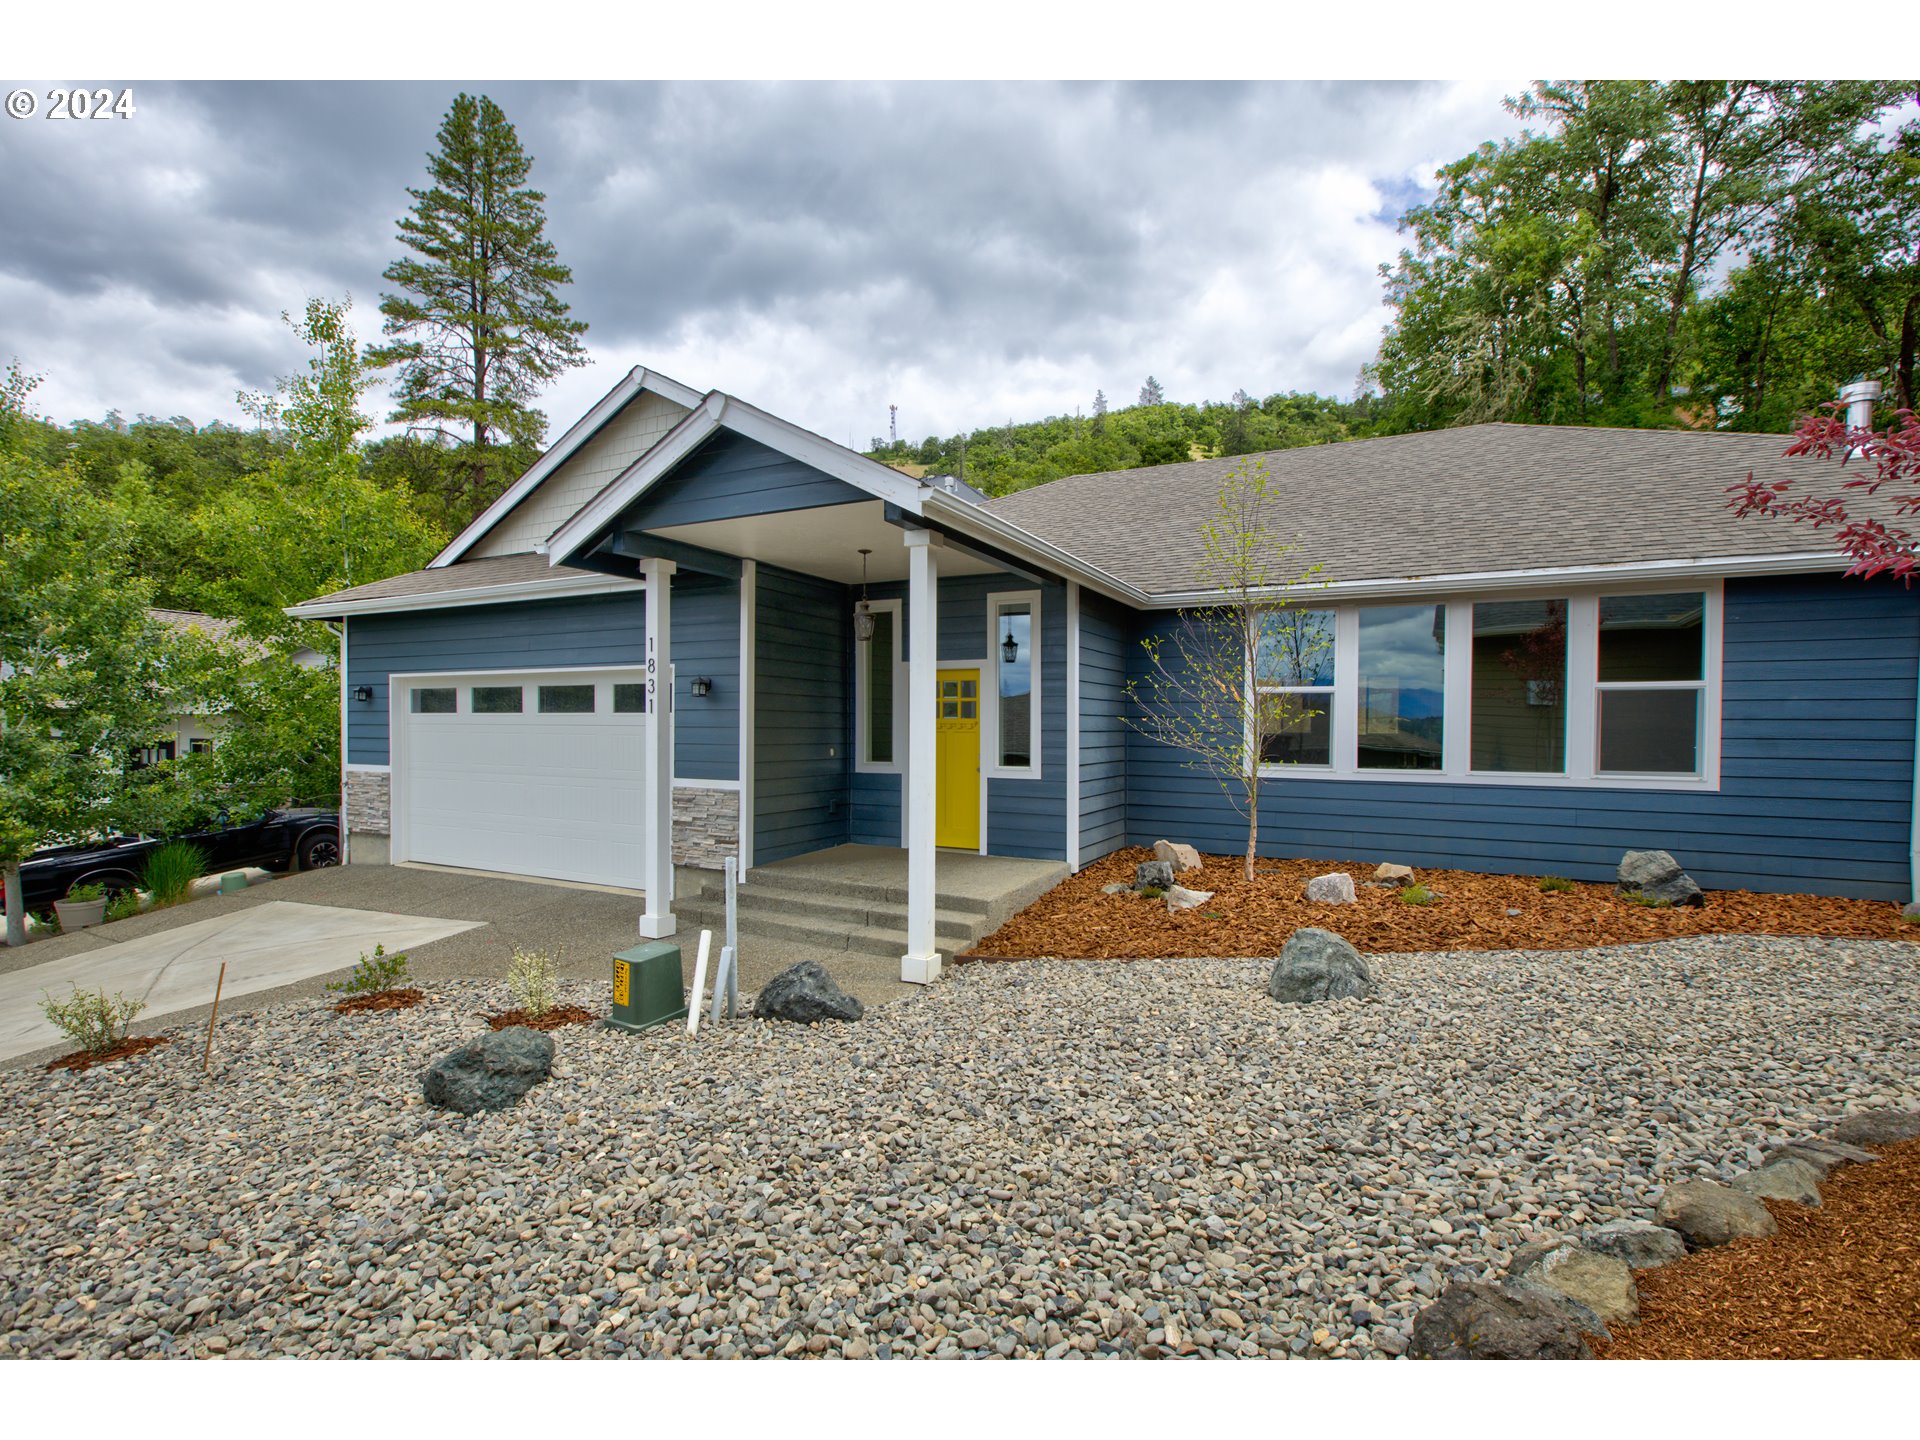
xmin=142 ymin=609 xmax=326 ymax=765
xmin=287 ymin=367 xmax=1920 ymax=981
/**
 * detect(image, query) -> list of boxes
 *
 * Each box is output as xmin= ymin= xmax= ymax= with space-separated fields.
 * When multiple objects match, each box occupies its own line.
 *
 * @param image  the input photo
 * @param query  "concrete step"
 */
xmin=675 ymin=900 xmax=979 ymax=955
xmin=681 ymin=886 xmax=981 ymax=937
xmin=703 ymin=868 xmax=998 ymax=917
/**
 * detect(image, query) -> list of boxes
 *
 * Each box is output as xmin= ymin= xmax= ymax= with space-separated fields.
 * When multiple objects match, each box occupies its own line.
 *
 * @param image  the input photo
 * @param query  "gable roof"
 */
xmin=285 ymin=552 xmax=644 ymax=620
xmin=432 ymin=367 xmax=705 ymax=568
xmin=981 ymin=423 xmax=1865 ymax=600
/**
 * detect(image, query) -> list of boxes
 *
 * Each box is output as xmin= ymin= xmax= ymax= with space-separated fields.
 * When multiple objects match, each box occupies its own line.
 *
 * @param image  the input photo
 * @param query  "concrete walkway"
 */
xmin=0 ymin=900 xmax=481 ymax=1062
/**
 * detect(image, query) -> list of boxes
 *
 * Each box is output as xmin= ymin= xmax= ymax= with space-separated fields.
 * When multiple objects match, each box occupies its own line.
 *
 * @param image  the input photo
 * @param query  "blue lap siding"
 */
xmin=753 ymin=564 xmax=852 ymax=864
xmin=619 ymin=430 xmax=868 ymax=530
xmin=344 ymin=580 xmax=741 ymax=781
xmin=1121 ymin=574 xmax=1919 ymax=900
xmin=1078 ymin=590 xmax=1130 ymax=865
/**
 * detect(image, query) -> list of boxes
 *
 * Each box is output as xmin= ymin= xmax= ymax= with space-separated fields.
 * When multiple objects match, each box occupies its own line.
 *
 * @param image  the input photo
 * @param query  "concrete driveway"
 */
xmin=0 ymin=901 xmax=481 ymax=1062
xmin=1 ymin=862 xmax=920 ymax=1067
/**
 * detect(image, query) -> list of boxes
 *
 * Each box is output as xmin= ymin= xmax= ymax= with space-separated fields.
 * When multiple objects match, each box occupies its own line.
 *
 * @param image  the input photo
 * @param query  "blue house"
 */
xmin=290 ymin=369 xmax=1920 ymax=980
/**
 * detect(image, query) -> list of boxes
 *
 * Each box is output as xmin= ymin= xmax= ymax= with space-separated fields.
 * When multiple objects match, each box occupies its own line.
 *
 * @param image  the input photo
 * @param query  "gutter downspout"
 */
xmin=332 ymin=620 xmax=348 ymax=867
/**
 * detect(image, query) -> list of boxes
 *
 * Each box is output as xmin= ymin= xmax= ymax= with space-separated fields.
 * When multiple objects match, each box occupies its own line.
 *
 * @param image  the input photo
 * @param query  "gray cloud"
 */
xmin=0 ymin=79 xmax=1522 ymax=441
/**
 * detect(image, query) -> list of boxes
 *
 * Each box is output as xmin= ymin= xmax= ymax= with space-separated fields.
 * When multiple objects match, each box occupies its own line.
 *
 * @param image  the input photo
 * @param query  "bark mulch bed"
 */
xmin=964 ymin=847 xmax=1919 ymax=960
xmin=1595 ymin=1138 xmax=1920 ymax=1359
xmin=485 ymin=1005 xmax=598 ymax=1032
xmin=45 ymin=1035 xmax=170 ymax=1074
xmin=331 ymin=988 xmax=426 ymax=1014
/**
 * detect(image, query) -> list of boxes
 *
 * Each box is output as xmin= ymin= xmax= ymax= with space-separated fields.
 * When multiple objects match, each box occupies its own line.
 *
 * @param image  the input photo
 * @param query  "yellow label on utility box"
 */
xmin=613 ymin=959 xmax=630 ymax=1008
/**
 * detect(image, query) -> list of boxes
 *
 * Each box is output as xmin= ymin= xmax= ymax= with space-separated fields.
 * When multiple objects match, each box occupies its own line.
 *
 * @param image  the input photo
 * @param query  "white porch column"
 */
xmin=639 ymin=556 xmax=678 ymax=939
xmin=902 ymin=529 xmax=942 ymax=983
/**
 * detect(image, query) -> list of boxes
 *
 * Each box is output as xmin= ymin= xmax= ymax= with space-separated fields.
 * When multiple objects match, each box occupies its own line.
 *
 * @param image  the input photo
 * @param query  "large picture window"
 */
xmin=1358 ymin=604 xmax=1445 ymax=770
xmin=1256 ymin=608 xmax=1335 ymax=766
xmin=991 ymin=594 xmax=1041 ymax=772
xmin=1471 ymin=599 xmax=1567 ymax=774
xmin=1596 ymin=591 xmax=1705 ymax=775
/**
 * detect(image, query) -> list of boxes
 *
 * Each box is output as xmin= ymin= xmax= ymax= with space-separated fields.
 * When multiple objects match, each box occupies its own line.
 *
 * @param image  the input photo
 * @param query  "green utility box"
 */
xmin=605 ymin=941 xmax=687 ymax=1034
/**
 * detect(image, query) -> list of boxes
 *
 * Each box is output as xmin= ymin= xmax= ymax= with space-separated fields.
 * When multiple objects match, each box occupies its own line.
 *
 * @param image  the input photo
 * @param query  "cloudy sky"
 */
xmin=0 ymin=80 xmax=1529 ymax=446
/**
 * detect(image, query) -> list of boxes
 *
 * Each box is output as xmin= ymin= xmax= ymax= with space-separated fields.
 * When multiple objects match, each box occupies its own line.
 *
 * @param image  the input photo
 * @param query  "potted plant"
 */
xmin=53 ymin=882 xmax=109 ymax=932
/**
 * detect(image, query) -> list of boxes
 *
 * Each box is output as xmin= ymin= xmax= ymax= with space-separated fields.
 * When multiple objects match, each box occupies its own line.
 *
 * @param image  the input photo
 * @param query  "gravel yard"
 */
xmin=2 ymin=934 xmax=1915 ymax=1360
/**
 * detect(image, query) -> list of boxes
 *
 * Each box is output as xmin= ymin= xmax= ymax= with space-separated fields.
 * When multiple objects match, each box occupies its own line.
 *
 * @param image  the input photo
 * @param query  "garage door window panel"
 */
xmin=538 ymin=684 xmax=596 ymax=714
xmin=411 ymin=687 xmax=456 ymax=714
xmin=472 ymin=685 xmax=523 ymax=714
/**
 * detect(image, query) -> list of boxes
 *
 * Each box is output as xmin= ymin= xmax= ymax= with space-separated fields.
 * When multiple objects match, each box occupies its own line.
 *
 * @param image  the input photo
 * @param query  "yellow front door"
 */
xmin=935 ymin=669 xmax=981 ymax=849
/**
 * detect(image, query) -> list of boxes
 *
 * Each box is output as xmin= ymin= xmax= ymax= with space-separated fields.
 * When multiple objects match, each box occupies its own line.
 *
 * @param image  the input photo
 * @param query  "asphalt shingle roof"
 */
xmin=296 ymin=552 xmax=588 ymax=609
xmin=982 ymin=423 xmax=1864 ymax=595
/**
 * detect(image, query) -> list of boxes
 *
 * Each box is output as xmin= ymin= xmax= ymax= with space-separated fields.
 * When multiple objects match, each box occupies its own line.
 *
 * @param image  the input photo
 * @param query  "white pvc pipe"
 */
xmin=686 ymin=930 xmax=711 ymax=1036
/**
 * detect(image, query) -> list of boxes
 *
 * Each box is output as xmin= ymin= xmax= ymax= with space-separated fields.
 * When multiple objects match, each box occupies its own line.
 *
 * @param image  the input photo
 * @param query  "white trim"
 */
xmin=639 ymin=557 xmax=677 ymax=938
xmin=431 ymin=367 xmax=704 ymax=569
xmin=286 ymin=571 xmax=645 ymax=621
xmin=1065 ymin=580 xmax=1081 ymax=872
xmin=853 ymin=597 xmax=906 ymax=775
xmin=739 ymin=557 xmax=757 ymax=875
xmin=672 ymin=778 xmax=741 ymax=791
xmin=1251 ymin=580 xmax=1726 ymax=793
xmin=338 ymin=617 xmax=350 ymax=864
xmin=986 ymin=589 xmax=1043 ymax=780
xmin=547 ymin=390 xmax=928 ymax=571
xmin=387 ymin=663 xmax=655 ymax=683
xmin=344 ymin=762 xmax=392 ymax=774
xmin=902 ymin=530 xmax=942 ymax=982
xmin=924 ymin=490 xmax=1141 ymax=606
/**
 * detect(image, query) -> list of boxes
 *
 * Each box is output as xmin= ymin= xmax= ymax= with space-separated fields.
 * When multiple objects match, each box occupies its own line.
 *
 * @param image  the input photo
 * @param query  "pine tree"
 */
xmin=1139 ymin=376 xmax=1166 ymax=405
xmin=1092 ymin=388 xmax=1108 ymax=435
xmin=370 ymin=93 xmax=589 ymax=518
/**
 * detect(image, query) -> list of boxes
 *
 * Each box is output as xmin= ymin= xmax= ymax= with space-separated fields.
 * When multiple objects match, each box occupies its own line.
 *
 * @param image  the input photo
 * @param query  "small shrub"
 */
xmin=1397 ymin=884 xmax=1436 ymax=906
xmin=1624 ymin=892 xmax=1673 ymax=909
xmin=326 ymin=943 xmax=411 ymax=997
xmin=506 ymin=948 xmax=558 ymax=1018
xmin=142 ymin=841 xmax=207 ymax=907
xmin=63 ymin=881 xmax=108 ymax=903
xmin=1139 ymin=885 xmax=1166 ymax=900
xmin=42 ymin=987 xmax=144 ymax=1055
xmin=32 ymin=910 xmax=60 ymax=935
xmin=105 ymin=890 xmax=142 ymax=923
xmin=1538 ymin=875 xmax=1576 ymax=893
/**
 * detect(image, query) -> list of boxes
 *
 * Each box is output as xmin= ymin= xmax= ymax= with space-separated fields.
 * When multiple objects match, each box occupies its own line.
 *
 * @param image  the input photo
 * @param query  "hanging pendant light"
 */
xmin=1002 ymin=627 xmax=1019 ymax=665
xmin=853 ymin=548 xmax=876 ymax=643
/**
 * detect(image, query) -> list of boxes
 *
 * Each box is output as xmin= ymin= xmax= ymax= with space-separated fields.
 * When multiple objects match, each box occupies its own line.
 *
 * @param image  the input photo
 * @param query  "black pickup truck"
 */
xmin=3 ymin=807 xmax=340 ymax=916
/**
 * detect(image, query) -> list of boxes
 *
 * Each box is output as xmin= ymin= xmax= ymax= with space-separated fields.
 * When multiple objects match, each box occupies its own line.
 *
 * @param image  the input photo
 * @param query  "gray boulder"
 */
xmin=1268 ymin=927 xmax=1375 ymax=1004
xmin=752 ymin=960 xmax=864 ymax=1024
xmin=1829 ymin=1108 xmax=1920 ymax=1147
xmin=1733 ymin=1158 xmax=1821 ymax=1207
xmin=1134 ymin=860 xmax=1175 ymax=891
xmin=1408 ymin=1282 xmax=1592 ymax=1360
xmin=1655 ymin=1179 xmax=1778 ymax=1249
xmin=1583 ymin=1217 xmax=1688 ymax=1270
xmin=1616 ymin=848 xmax=1704 ymax=906
xmin=1509 ymin=1244 xmax=1638 ymax=1328
xmin=1304 ymin=872 xmax=1358 ymax=904
xmin=1760 ymin=1137 xmax=1880 ymax=1178
xmin=423 ymin=1027 xmax=555 ymax=1115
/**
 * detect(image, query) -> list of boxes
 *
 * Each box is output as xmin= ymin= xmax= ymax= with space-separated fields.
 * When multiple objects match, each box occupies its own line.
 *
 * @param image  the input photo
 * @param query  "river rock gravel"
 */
xmin=2 ymin=935 xmax=1915 ymax=1360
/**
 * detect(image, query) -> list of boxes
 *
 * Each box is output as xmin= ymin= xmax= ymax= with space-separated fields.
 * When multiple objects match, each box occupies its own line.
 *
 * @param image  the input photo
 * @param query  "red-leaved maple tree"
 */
xmin=1729 ymin=405 xmax=1920 ymax=584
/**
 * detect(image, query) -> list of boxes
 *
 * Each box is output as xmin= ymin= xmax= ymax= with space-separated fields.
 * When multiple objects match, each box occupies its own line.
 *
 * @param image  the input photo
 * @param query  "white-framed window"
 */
xmin=854 ymin=598 xmax=903 ymax=773
xmin=1249 ymin=581 xmax=1722 ymax=790
xmin=989 ymin=591 xmax=1042 ymax=776
xmin=1254 ymin=607 xmax=1336 ymax=767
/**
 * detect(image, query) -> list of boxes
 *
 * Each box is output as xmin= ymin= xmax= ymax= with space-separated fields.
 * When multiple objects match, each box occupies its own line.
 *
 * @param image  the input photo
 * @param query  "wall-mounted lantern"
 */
xmin=690 ymin=676 xmax=712 ymax=699
xmin=352 ymin=684 xmax=373 ymax=703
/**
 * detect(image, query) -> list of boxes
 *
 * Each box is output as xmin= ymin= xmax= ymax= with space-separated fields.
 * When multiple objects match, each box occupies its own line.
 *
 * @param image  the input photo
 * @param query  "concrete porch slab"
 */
xmin=0 ymin=900 xmax=482 ymax=1062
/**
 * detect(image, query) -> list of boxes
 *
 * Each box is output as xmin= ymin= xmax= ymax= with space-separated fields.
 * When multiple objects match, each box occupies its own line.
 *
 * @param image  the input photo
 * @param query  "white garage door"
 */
xmin=394 ymin=669 xmax=652 ymax=889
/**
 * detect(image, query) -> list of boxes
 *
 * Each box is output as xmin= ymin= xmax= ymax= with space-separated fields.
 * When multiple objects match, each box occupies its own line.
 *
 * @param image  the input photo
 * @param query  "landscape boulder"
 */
xmin=753 ymin=960 xmax=865 ymax=1024
xmin=1508 ymin=1243 xmax=1638 ymax=1328
xmin=1615 ymin=849 xmax=1704 ymax=907
xmin=1152 ymin=840 xmax=1202 ymax=872
xmin=1373 ymin=863 xmax=1415 ymax=886
xmin=1164 ymin=884 xmax=1214 ymax=912
xmin=1268 ymin=927 xmax=1375 ymax=1004
xmin=422 ymin=1027 xmax=555 ymax=1115
xmin=1760 ymin=1137 xmax=1880 ymax=1178
xmin=1829 ymin=1108 xmax=1920 ymax=1147
xmin=1304 ymin=872 xmax=1357 ymax=904
xmin=1582 ymin=1217 xmax=1688 ymax=1270
xmin=1134 ymin=860 xmax=1175 ymax=892
xmin=1655 ymin=1179 xmax=1778 ymax=1249
xmin=1407 ymin=1282 xmax=1592 ymax=1360
xmin=1732 ymin=1158 xmax=1822 ymax=1207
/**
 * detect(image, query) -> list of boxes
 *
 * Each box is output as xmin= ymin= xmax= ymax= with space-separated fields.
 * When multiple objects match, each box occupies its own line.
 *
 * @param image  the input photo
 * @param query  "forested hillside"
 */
xmin=873 ymin=81 xmax=1918 ymax=498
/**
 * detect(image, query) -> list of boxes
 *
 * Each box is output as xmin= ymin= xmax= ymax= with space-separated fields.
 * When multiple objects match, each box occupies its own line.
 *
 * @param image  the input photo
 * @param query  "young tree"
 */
xmin=1139 ymin=375 xmax=1166 ymax=406
xmin=1 ymin=433 xmax=174 ymax=945
xmin=370 ymin=93 xmax=589 ymax=518
xmin=1126 ymin=459 xmax=1327 ymax=880
xmin=1728 ymin=401 xmax=1920 ymax=583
